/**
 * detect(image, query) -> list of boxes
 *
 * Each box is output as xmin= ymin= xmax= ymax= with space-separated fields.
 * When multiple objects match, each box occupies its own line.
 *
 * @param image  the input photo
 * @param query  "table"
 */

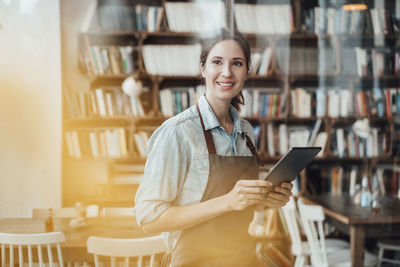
xmin=0 ymin=217 xmax=154 ymax=262
xmin=304 ymin=194 xmax=400 ymax=267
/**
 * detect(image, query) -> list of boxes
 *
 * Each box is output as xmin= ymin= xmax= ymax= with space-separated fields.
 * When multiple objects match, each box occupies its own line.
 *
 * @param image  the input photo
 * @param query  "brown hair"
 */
xmin=200 ymin=28 xmax=250 ymax=111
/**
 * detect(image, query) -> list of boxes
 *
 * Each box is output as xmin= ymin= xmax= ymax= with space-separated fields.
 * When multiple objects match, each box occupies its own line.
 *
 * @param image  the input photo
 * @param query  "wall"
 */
xmin=0 ymin=0 xmax=61 ymax=218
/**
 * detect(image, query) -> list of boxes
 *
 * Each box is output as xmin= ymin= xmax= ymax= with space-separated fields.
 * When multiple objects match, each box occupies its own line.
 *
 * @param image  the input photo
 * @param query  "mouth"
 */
xmin=216 ymin=81 xmax=234 ymax=87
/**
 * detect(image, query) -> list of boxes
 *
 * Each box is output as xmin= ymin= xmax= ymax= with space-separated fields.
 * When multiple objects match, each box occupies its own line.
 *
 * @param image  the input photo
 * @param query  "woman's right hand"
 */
xmin=223 ymin=180 xmax=272 ymax=211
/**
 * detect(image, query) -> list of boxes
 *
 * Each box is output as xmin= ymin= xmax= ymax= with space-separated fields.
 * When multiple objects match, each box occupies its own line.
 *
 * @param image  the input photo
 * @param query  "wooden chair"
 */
xmin=0 ymin=232 xmax=65 ymax=267
xmin=297 ymin=198 xmax=377 ymax=267
xmin=87 ymin=235 xmax=168 ymax=267
xmin=377 ymin=239 xmax=400 ymax=266
xmin=100 ymin=207 xmax=136 ymax=217
xmin=32 ymin=205 xmax=99 ymax=219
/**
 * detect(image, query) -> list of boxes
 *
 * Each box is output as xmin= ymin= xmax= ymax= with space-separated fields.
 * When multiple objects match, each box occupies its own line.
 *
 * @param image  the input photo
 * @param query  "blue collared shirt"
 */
xmin=134 ymin=94 xmax=255 ymax=249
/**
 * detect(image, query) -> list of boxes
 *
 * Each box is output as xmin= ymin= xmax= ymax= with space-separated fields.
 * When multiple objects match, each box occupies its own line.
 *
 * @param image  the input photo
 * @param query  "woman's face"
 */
xmin=201 ymin=39 xmax=247 ymax=104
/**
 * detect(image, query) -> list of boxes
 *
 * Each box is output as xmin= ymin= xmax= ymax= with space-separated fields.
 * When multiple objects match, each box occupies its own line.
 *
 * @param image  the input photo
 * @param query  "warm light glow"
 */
xmin=342 ymin=3 xmax=368 ymax=11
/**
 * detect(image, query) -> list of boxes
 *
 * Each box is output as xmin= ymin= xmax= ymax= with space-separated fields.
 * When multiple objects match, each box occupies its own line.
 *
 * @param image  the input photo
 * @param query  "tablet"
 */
xmin=264 ymin=147 xmax=321 ymax=185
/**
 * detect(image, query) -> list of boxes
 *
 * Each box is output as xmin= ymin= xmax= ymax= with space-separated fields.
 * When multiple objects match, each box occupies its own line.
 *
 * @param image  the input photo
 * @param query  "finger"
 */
xmin=280 ymin=182 xmax=293 ymax=190
xmin=236 ymin=186 xmax=269 ymax=195
xmin=266 ymin=192 xmax=290 ymax=202
xmin=273 ymin=186 xmax=293 ymax=196
xmin=261 ymin=198 xmax=286 ymax=207
xmin=236 ymin=179 xmax=271 ymax=187
xmin=243 ymin=193 xmax=268 ymax=201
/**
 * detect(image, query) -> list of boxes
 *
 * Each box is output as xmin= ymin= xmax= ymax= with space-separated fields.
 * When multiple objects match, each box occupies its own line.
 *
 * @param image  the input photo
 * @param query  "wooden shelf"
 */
xmin=68 ymin=0 xmax=400 ymax=209
xmin=64 ymin=117 xmax=133 ymax=130
xmin=64 ymin=116 xmax=166 ymax=131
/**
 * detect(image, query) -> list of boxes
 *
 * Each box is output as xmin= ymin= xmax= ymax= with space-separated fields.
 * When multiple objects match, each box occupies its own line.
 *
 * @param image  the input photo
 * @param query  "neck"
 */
xmin=205 ymin=95 xmax=232 ymax=125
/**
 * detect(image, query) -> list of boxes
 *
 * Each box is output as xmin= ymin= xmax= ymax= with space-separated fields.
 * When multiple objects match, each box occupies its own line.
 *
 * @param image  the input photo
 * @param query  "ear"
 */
xmin=200 ymin=64 xmax=206 ymax=78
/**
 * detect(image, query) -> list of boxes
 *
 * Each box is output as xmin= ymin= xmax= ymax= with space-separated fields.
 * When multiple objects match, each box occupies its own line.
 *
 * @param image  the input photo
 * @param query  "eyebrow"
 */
xmin=211 ymin=56 xmax=245 ymax=61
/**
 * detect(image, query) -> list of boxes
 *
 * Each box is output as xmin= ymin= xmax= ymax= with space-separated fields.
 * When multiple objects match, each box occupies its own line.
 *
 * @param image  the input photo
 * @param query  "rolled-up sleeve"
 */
xmin=135 ymin=120 xmax=188 ymax=226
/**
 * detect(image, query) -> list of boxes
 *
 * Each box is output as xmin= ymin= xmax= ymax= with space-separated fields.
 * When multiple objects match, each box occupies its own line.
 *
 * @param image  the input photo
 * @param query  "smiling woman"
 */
xmin=134 ymin=28 xmax=293 ymax=267
xmin=200 ymin=39 xmax=248 ymax=133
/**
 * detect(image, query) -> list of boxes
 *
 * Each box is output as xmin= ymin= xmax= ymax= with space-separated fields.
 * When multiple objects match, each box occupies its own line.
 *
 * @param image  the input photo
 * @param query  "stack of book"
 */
xmin=234 ymin=3 xmax=294 ymax=34
xmin=142 ymin=44 xmax=201 ymax=76
xmin=165 ymin=1 xmax=226 ymax=33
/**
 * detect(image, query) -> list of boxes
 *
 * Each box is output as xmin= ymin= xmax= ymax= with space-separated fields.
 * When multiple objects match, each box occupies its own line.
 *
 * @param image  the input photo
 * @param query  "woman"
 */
xmin=135 ymin=29 xmax=292 ymax=267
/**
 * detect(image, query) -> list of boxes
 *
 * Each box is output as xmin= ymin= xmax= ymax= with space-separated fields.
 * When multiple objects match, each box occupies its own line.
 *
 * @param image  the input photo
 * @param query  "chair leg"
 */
xmin=378 ymin=247 xmax=384 ymax=267
xmin=294 ymin=255 xmax=305 ymax=267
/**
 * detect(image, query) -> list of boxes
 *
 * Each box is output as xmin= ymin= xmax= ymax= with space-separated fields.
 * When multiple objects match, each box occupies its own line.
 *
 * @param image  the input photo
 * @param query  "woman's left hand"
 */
xmin=262 ymin=182 xmax=293 ymax=209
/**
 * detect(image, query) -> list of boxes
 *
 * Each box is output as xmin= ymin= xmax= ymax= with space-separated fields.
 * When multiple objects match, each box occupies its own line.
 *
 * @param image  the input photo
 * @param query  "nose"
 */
xmin=221 ymin=63 xmax=232 ymax=77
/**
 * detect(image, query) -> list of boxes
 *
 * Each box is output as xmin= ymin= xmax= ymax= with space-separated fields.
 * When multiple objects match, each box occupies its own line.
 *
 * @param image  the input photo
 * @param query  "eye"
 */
xmin=233 ymin=61 xmax=244 ymax=67
xmin=212 ymin=59 xmax=222 ymax=65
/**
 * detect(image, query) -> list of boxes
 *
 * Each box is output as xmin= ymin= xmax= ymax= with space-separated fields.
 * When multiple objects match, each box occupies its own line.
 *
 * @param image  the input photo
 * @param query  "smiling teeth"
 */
xmin=218 ymin=82 xmax=233 ymax=86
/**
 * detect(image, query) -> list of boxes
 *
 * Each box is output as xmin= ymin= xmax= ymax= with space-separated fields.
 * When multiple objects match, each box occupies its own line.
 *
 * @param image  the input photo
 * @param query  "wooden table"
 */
xmin=304 ymin=194 xmax=400 ymax=267
xmin=0 ymin=216 xmax=154 ymax=262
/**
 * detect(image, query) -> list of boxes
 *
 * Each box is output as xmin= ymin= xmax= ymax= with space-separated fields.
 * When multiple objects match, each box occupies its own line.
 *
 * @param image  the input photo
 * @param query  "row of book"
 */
xmin=343 ymin=48 xmax=400 ymax=77
xmin=290 ymin=87 xmax=400 ymax=118
xmin=250 ymin=48 xmax=274 ymax=75
xmin=93 ymin=2 xmax=400 ymax=36
xmin=80 ymin=45 xmax=136 ymax=76
xmin=240 ymin=89 xmax=286 ymax=118
xmin=373 ymin=167 xmax=400 ymax=197
xmin=165 ymin=1 xmax=226 ymax=33
xmin=80 ymin=43 xmax=399 ymax=78
xmin=142 ymin=44 xmax=201 ymax=76
xmin=234 ymin=4 xmax=294 ymax=34
xmin=64 ymin=87 xmax=145 ymax=119
xmin=98 ymin=4 xmax=164 ymax=32
xmin=306 ymin=7 xmax=400 ymax=35
xmin=263 ymin=122 xmax=327 ymax=157
xmin=66 ymin=86 xmax=400 ymax=120
xmin=64 ymin=129 xmax=149 ymax=159
xmin=65 ymin=129 xmax=128 ymax=158
xmin=276 ymin=47 xmax=337 ymax=75
xmin=312 ymin=165 xmax=400 ymax=197
xmin=314 ymin=166 xmax=358 ymax=196
xmin=93 ymin=87 xmax=146 ymax=117
xmin=331 ymin=127 xmax=390 ymax=158
xmin=158 ymin=86 xmax=205 ymax=117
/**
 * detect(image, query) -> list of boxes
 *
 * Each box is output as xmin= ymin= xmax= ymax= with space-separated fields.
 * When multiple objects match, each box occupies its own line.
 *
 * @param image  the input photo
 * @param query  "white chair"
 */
xmin=100 ymin=207 xmax=136 ymax=217
xmin=297 ymin=198 xmax=377 ymax=267
xmin=282 ymin=197 xmax=312 ymax=267
xmin=87 ymin=235 xmax=168 ymax=267
xmin=0 ymin=232 xmax=65 ymax=267
xmin=282 ymin=197 xmax=350 ymax=267
xmin=32 ymin=205 xmax=99 ymax=219
xmin=377 ymin=239 xmax=400 ymax=266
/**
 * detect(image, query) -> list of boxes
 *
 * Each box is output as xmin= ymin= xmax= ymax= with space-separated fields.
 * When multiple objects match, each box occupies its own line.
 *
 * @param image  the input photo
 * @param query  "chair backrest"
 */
xmin=100 ymin=207 xmax=136 ymax=217
xmin=297 ymin=198 xmax=328 ymax=267
xmin=281 ymin=197 xmax=304 ymax=256
xmin=0 ymin=232 xmax=65 ymax=267
xmin=86 ymin=205 xmax=99 ymax=217
xmin=87 ymin=235 xmax=167 ymax=267
xmin=32 ymin=205 xmax=99 ymax=219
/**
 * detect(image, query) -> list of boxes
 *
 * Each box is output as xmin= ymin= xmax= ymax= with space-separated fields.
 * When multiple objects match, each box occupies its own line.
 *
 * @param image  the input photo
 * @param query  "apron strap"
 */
xmin=196 ymin=102 xmax=264 ymax=166
xmin=196 ymin=103 xmax=217 ymax=155
xmin=242 ymin=132 xmax=264 ymax=166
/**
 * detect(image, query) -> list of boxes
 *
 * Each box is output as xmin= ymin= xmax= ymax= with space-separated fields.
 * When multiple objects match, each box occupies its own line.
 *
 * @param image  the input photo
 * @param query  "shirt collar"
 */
xmin=197 ymin=94 xmax=243 ymax=134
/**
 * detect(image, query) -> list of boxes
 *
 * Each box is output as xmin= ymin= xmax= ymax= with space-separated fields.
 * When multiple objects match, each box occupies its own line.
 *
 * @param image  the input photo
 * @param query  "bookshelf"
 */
xmin=62 ymin=0 xmax=400 ymax=206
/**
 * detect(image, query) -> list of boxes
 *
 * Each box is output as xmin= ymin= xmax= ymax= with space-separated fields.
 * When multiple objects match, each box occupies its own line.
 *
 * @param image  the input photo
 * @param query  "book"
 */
xmin=308 ymin=119 xmax=322 ymax=146
xmin=80 ymin=0 xmax=98 ymax=32
xmin=349 ymin=167 xmax=358 ymax=196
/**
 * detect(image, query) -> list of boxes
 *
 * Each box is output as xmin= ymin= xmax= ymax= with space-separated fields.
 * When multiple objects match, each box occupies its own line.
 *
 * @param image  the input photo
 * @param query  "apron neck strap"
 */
xmin=196 ymin=103 xmax=264 ymax=166
xmin=196 ymin=103 xmax=217 ymax=155
xmin=241 ymin=132 xmax=264 ymax=166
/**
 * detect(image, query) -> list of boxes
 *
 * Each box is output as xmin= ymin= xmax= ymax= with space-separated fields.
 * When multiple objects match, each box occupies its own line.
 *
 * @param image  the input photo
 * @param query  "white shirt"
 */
xmin=134 ymin=94 xmax=255 ymax=249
